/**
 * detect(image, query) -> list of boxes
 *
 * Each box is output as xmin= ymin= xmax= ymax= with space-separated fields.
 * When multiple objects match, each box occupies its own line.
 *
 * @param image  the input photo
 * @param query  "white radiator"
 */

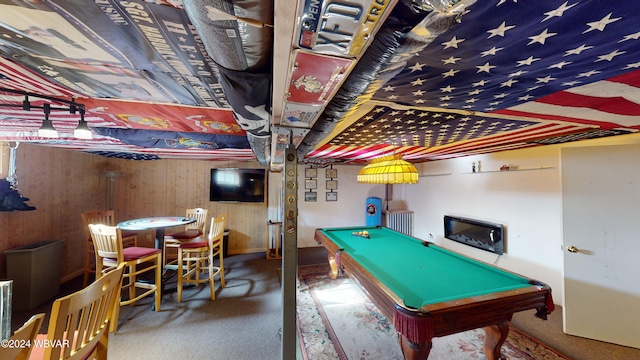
xmin=385 ymin=210 xmax=414 ymax=236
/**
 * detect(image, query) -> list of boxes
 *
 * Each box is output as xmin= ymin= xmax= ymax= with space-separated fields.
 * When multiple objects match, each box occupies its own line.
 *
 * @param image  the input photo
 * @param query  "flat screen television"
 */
xmin=210 ymin=168 xmax=266 ymax=203
xmin=444 ymin=215 xmax=504 ymax=255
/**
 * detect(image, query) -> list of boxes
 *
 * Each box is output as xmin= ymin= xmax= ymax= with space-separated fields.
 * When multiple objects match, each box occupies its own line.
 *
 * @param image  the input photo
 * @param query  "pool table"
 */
xmin=314 ymin=226 xmax=554 ymax=360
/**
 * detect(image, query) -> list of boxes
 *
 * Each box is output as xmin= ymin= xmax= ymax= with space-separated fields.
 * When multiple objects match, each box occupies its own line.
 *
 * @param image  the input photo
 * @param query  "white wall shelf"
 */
xmin=419 ymin=172 xmax=452 ymax=177
xmin=463 ymin=166 xmax=554 ymax=174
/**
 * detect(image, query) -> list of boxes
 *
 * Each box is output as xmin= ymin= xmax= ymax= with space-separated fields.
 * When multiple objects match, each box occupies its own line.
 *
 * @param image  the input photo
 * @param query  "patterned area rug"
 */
xmin=297 ymin=264 xmax=569 ymax=360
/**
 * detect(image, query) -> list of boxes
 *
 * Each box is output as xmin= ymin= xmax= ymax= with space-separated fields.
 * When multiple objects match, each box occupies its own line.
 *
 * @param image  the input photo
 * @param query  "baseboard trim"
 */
xmin=60 ymin=268 xmax=84 ymax=284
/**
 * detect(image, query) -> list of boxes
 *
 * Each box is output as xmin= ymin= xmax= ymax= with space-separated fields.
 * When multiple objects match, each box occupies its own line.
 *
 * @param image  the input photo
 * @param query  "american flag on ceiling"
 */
xmin=306 ymin=102 xmax=629 ymax=163
xmin=375 ymin=0 xmax=640 ymax=126
xmin=307 ymin=0 xmax=640 ymax=163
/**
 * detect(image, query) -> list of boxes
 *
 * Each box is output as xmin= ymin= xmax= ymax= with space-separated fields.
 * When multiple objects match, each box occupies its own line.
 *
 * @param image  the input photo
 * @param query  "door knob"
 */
xmin=567 ymin=245 xmax=579 ymax=253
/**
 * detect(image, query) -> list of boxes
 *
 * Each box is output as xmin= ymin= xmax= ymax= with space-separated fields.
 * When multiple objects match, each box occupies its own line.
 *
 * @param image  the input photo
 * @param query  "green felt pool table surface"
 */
xmin=315 ymin=226 xmax=554 ymax=360
xmin=318 ymin=226 xmax=534 ymax=310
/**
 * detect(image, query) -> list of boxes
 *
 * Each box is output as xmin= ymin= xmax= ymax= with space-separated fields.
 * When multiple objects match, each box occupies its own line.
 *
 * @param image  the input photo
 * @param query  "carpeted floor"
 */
xmin=297 ymin=263 xmax=570 ymax=360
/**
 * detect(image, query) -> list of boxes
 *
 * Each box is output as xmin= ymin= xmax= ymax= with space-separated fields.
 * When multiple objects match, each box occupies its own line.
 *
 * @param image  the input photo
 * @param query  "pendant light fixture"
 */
xmin=357 ymin=154 xmax=419 ymax=184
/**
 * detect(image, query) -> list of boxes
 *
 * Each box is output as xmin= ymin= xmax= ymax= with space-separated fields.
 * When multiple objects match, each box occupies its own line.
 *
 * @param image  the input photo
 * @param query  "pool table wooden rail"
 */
xmin=314 ymin=227 xmax=554 ymax=360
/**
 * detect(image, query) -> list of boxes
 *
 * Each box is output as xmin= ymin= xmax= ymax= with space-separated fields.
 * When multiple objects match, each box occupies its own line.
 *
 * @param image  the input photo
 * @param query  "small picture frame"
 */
xmin=305 ymin=167 xmax=317 ymax=178
xmin=325 ymin=168 xmax=337 ymax=178
xmin=305 ymin=179 xmax=317 ymax=189
xmin=326 ymin=191 xmax=337 ymax=201
xmin=305 ymin=191 xmax=317 ymax=202
xmin=326 ymin=179 xmax=338 ymax=190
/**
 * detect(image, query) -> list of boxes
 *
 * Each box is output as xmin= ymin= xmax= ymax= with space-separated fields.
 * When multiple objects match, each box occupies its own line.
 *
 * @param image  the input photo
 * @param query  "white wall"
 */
xmin=296 ymin=165 xmax=385 ymax=246
xmin=294 ymin=132 xmax=640 ymax=307
xmin=405 ymin=147 xmax=564 ymax=302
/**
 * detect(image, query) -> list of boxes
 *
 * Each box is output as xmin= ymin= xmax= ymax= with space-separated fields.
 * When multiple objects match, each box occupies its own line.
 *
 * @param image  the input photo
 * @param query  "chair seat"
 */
xmin=122 ymin=246 xmax=161 ymax=261
xmin=169 ymin=229 xmax=203 ymax=239
xmin=180 ymin=240 xmax=208 ymax=249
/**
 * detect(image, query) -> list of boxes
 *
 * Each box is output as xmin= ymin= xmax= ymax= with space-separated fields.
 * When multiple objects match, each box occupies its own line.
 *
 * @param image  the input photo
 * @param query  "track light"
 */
xmin=1 ymin=88 xmax=91 ymax=140
xmin=38 ymin=104 xmax=59 ymax=138
xmin=73 ymin=110 xmax=93 ymax=139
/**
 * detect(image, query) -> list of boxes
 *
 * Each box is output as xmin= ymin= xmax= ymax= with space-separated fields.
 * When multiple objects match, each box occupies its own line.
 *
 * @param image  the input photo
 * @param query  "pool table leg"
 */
xmin=327 ymin=253 xmax=340 ymax=280
xmin=483 ymin=322 xmax=509 ymax=360
xmin=327 ymin=251 xmax=341 ymax=279
xmin=398 ymin=335 xmax=432 ymax=360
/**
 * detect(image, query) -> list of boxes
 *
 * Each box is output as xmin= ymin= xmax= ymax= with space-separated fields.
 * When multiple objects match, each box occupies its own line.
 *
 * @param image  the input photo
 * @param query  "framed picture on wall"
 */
xmin=326 ymin=191 xmax=337 ymax=201
xmin=305 ymin=179 xmax=317 ymax=189
xmin=326 ymin=180 xmax=338 ymax=190
xmin=325 ymin=168 xmax=337 ymax=178
xmin=305 ymin=167 xmax=317 ymax=178
xmin=305 ymin=192 xmax=317 ymax=202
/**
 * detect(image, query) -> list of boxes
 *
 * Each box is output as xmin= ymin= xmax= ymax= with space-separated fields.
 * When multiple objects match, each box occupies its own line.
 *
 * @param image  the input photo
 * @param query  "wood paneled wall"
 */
xmin=106 ymin=156 xmax=268 ymax=254
xmin=0 ymin=143 xmax=106 ymax=281
xmin=0 ymin=143 xmax=268 ymax=283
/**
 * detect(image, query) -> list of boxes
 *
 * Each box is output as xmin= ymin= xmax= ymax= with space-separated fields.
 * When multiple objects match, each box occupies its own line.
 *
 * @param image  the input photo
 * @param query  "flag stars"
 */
xmin=527 ymin=28 xmax=557 ymax=45
xmin=481 ymin=47 xmax=504 ymax=57
xmin=442 ymin=56 xmax=462 ymax=64
xmin=542 ymin=1 xmax=577 ymax=22
xmin=577 ymin=70 xmax=601 ymax=78
xmin=477 ymin=62 xmax=496 ymax=73
xmin=596 ymin=49 xmax=626 ymax=62
xmin=440 ymin=85 xmax=455 ymax=93
xmin=624 ymin=61 xmax=640 ymax=69
xmin=412 ymin=89 xmax=425 ymax=96
xmin=443 ymin=69 xmax=459 ymax=77
xmin=472 ymin=80 xmax=489 ymax=87
xmin=562 ymin=80 xmax=581 ymax=86
xmin=564 ymin=44 xmax=593 ymax=56
xmin=583 ymin=13 xmax=621 ymax=33
xmin=509 ymin=70 xmax=527 ymax=77
xmin=487 ymin=21 xmax=516 ymax=38
xmin=442 ymin=36 xmax=465 ymax=49
xmin=517 ymin=56 xmax=541 ymax=67
xmin=549 ymin=61 xmax=572 ymax=69
xmin=620 ymin=31 xmax=640 ymax=42
xmin=409 ymin=62 xmax=426 ymax=72
xmin=536 ymin=75 xmax=556 ymax=83
xmin=501 ymin=78 xmax=518 ymax=87
xmin=411 ymin=78 xmax=426 ymax=86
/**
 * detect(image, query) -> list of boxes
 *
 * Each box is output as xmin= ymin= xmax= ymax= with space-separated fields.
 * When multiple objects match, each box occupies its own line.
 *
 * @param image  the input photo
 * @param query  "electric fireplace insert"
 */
xmin=444 ymin=215 xmax=504 ymax=255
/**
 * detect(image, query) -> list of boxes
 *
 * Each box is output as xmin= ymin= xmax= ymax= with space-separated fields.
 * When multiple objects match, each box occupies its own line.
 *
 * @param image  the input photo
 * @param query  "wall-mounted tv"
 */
xmin=444 ymin=215 xmax=504 ymax=255
xmin=210 ymin=168 xmax=266 ymax=203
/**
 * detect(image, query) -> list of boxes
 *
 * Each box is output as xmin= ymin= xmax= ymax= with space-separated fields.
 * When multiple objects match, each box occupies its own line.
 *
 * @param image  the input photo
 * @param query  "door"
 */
xmin=561 ymin=145 xmax=640 ymax=348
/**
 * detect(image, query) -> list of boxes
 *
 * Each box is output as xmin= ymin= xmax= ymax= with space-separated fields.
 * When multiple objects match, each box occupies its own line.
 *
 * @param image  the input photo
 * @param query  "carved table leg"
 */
xmin=327 ymin=252 xmax=339 ymax=279
xmin=483 ymin=322 xmax=509 ymax=360
xmin=399 ymin=335 xmax=432 ymax=360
